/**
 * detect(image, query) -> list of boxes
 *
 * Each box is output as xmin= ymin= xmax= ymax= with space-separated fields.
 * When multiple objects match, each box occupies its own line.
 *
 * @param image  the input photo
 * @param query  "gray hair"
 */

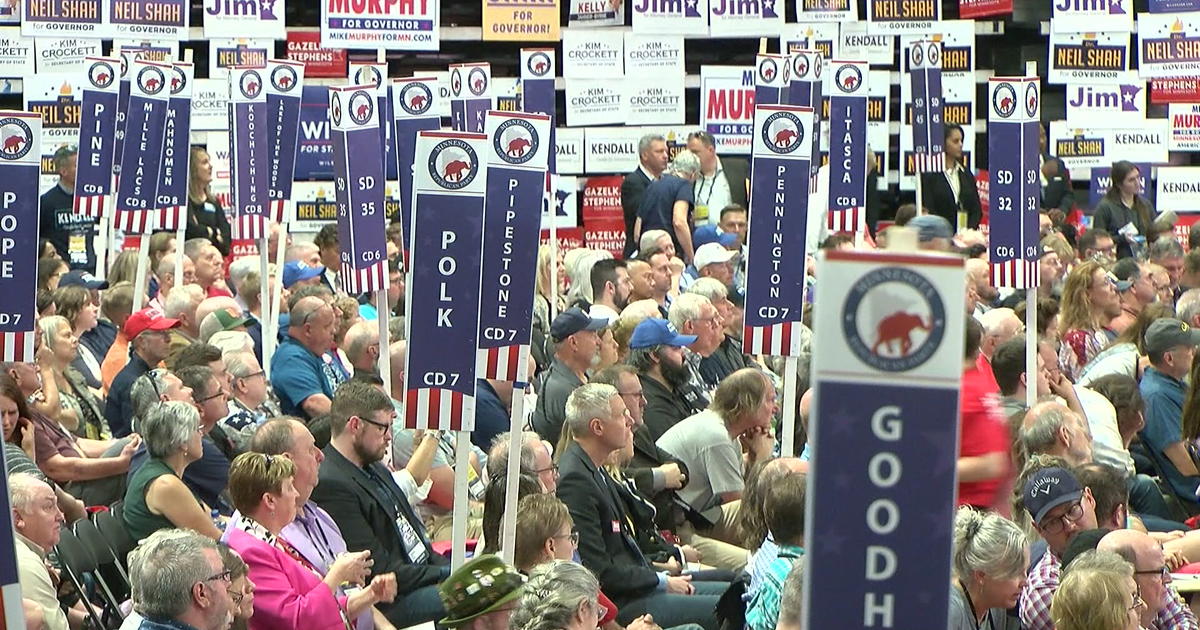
xmin=9 ymin=472 xmax=50 ymax=511
xmin=208 ymin=330 xmax=254 ymax=356
xmin=1178 ymin=289 xmax=1200 ymax=324
xmin=510 ymin=560 xmax=599 ymax=630
xmin=142 ymin=401 xmax=200 ymax=458
xmin=564 ymin=383 xmax=618 ymax=437
xmin=224 ymin=351 xmax=260 ymax=380
xmin=566 ymin=250 xmax=612 ymax=307
xmin=668 ymin=293 xmax=710 ymax=331
xmin=164 ymin=284 xmax=204 ymax=320
xmin=1150 ymin=238 xmax=1185 ymax=261
xmin=129 ymin=528 xmax=218 ymax=619
xmin=131 ymin=369 xmax=175 ymax=431
xmin=1019 ymin=403 xmax=1076 ymax=460
xmin=182 ymin=238 xmax=209 ymax=262
xmin=668 ymin=150 xmax=701 ymax=177
xmin=37 ymin=315 xmax=70 ymax=352
xmin=953 ymin=506 xmax=1028 ymax=581
xmin=688 ymin=277 xmax=729 ymax=302
xmin=343 ymin=320 xmax=379 ymax=367
xmin=227 ymin=257 xmax=257 ymax=293
xmin=637 ymin=133 xmax=665 ymax=156
xmin=285 ymin=242 xmax=318 ymax=262
xmin=197 ymin=311 xmax=225 ymax=344
xmin=249 ymin=417 xmax=304 ymax=455
xmin=1063 ymin=549 xmax=1133 ymax=577
xmin=486 ymin=431 xmax=545 ymax=482
xmin=979 ymin=307 xmax=1018 ymax=336
xmin=156 ymin=253 xmax=180 ymax=279
xmin=639 ymin=230 xmax=672 ymax=256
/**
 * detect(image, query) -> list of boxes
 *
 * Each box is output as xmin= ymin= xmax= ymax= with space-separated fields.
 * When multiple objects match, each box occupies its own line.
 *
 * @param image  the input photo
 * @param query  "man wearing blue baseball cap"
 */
xmin=282 ymin=260 xmax=326 ymax=290
xmin=530 ymin=307 xmax=609 ymax=445
xmin=627 ymin=318 xmax=700 ymax=443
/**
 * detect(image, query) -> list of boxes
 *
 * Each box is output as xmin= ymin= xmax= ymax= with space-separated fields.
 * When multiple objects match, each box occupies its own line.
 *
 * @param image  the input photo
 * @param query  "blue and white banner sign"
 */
xmin=805 ymin=249 xmax=965 ymax=630
xmin=988 ymin=77 xmax=1042 ymax=290
xmin=742 ymin=104 xmax=812 ymax=358
xmin=229 ymin=65 xmax=269 ymax=241
xmin=330 ymin=84 xmax=388 ymax=295
xmin=449 ymin=62 xmax=492 ymax=134
xmin=405 ymin=130 xmax=489 ymax=432
xmin=265 ymin=59 xmax=305 ymax=224
xmin=155 ymin=61 xmax=192 ymax=232
xmin=74 ymin=56 xmax=120 ymax=219
xmin=754 ymin=53 xmax=790 ymax=107
xmin=392 ymin=76 xmax=441 ymax=258
xmin=908 ymin=40 xmax=945 ymax=173
xmin=350 ymin=61 xmax=398 ymax=182
xmin=827 ymin=59 xmax=869 ymax=233
xmin=786 ymin=49 xmax=824 ymax=180
xmin=114 ymin=58 xmax=170 ymax=234
xmin=520 ymin=48 xmax=557 ymax=171
xmin=0 ymin=111 xmax=41 ymax=363
xmin=478 ymin=110 xmax=550 ymax=384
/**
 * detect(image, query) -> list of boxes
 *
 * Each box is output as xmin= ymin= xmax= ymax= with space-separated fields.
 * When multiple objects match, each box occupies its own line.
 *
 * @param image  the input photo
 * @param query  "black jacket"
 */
xmin=919 ymin=166 xmax=982 ymax=229
xmin=628 ymin=425 xmax=690 ymax=530
xmin=310 ymin=445 xmax=448 ymax=598
xmin=621 ymin=168 xmax=653 ymax=257
xmin=556 ymin=441 xmax=659 ymax=604
xmin=716 ymin=156 xmax=750 ymax=209
xmin=1041 ymin=154 xmax=1074 ymax=212
xmin=640 ymin=373 xmax=694 ymax=444
xmin=186 ymin=196 xmax=232 ymax=257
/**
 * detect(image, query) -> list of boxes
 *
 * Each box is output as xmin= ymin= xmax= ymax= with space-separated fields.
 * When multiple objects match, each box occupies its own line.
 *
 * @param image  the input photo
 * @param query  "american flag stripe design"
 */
xmin=478 ymin=344 xmax=530 ymax=383
xmin=0 ymin=332 xmax=34 ymax=362
xmin=236 ymin=216 xmax=266 ymax=241
xmin=743 ymin=322 xmax=800 ymax=357
xmin=157 ymin=205 xmax=184 ymax=231
xmin=74 ymin=195 xmax=106 ymax=218
xmin=269 ymin=199 xmax=286 ymax=224
xmin=827 ymin=208 xmax=865 ymax=233
xmin=114 ymin=210 xmax=152 ymax=234
xmin=339 ymin=261 xmax=386 ymax=295
xmin=913 ymin=151 xmax=945 ymax=174
xmin=991 ymin=258 xmax=1039 ymax=291
xmin=404 ymin=388 xmax=475 ymax=431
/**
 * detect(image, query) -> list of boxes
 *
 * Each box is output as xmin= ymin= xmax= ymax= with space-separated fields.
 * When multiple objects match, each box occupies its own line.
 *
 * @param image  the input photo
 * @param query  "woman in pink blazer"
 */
xmin=226 ymin=453 xmax=397 ymax=629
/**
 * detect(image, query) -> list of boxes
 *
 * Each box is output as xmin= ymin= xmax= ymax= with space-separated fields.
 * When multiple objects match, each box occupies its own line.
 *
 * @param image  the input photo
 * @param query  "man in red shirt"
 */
xmin=958 ymin=317 xmax=1012 ymax=510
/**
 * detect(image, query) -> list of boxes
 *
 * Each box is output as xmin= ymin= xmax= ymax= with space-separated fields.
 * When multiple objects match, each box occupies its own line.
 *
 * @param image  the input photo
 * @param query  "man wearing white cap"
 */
xmin=680 ymin=242 xmax=736 ymax=293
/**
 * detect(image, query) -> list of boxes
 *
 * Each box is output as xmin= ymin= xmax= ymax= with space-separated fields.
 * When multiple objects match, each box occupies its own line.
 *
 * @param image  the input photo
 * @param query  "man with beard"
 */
xmin=1140 ymin=318 xmax=1200 ymax=508
xmin=669 ymin=294 xmax=724 ymax=398
xmin=589 ymin=259 xmax=632 ymax=322
xmin=531 ymin=307 xmax=608 ymax=446
xmin=312 ymin=382 xmax=451 ymax=628
xmin=965 ymin=259 xmax=999 ymax=315
xmin=628 ymin=318 xmax=703 ymax=443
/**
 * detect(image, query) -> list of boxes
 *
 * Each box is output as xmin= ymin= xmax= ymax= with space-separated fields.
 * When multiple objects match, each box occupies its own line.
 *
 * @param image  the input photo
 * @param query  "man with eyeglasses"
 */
xmin=125 ymin=528 xmax=235 ymax=630
xmin=668 ymin=294 xmax=723 ymax=398
xmin=1019 ymin=463 xmax=1101 ymax=630
xmin=1110 ymin=259 xmax=1161 ymax=335
xmin=1098 ymin=529 xmax=1198 ymax=630
xmin=1078 ymin=228 xmax=1118 ymax=265
xmin=218 ymin=352 xmax=270 ymax=453
xmin=1141 ymin=318 xmax=1200 ymax=509
xmin=106 ymin=307 xmax=182 ymax=437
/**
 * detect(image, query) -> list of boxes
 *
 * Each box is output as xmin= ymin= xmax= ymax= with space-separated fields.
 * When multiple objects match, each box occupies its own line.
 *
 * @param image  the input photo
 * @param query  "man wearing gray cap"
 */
xmin=908 ymin=214 xmax=954 ymax=252
xmin=1016 ymin=459 xmax=1100 ymax=630
xmin=531 ymin=306 xmax=609 ymax=445
xmin=1140 ymin=318 xmax=1200 ymax=507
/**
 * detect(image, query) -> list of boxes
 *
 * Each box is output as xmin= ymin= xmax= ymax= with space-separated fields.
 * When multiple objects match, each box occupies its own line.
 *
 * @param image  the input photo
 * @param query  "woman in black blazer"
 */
xmin=918 ymin=123 xmax=982 ymax=230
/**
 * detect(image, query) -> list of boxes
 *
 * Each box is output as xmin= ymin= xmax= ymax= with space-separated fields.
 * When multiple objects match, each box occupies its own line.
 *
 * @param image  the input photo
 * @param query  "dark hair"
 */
xmin=589 ymin=258 xmax=628 ymax=301
xmin=964 ymin=316 xmax=983 ymax=361
xmin=1112 ymin=302 xmax=1172 ymax=353
xmin=1059 ymin=528 xmax=1113 ymax=569
xmin=687 ymin=130 xmax=716 ymax=148
xmin=36 ymin=257 xmax=67 ymax=292
xmin=314 ymin=224 xmax=339 ymax=249
xmin=0 ymin=373 xmax=31 ymax=433
xmin=36 ymin=290 xmax=56 ymax=315
xmin=172 ymin=342 xmax=222 ymax=371
xmin=1105 ymin=161 xmax=1153 ymax=233
xmin=52 ymin=285 xmax=91 ymax=328
xmin=1074 ymin=463 xmax=1127 ymax=526
xmin=1015 ymin=297 xmax=1060 ymax=339
xmin=894 ymin=204 xmax=918 ymax=226
xmin=991 ymin=336 xmax=1029 ymax=397
xmin=176 ymin=365 xmax=217 ymax=400
xmin=349 ymin=371 xmax=384 ymax=387
xmin=329 ymin=381 xmax=393 ymax=435
xmin=764 ymin=473 xmax=807 ymax=546
xmin=38 ymin=239 xmax=56 ymax=259
xmin=819 ymin=234 xmax=853 ymax=251
xmin=944 ymin=123 xmax=965 ymax=142
xmin=481 ymin=473 xmax=543 ymax=556
xmin=1076 ymin=229 xmax=1113 ymax=258
xmin=719 ymin=204 xmax=746 ymax=221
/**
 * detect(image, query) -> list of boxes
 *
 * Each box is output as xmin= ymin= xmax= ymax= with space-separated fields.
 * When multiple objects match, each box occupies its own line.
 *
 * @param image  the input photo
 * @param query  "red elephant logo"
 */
xmin=773 ymin=128 xmax=797 ymax=147
xmin=2 ymin=135 xmax=24 ymax=153
xmin=278 ymin=75 xmax=292 ymax=88
xmin=842 ymin=75 xmax=857 ymax=89
xmin=443 ymin=159 xmax=471 ymax=181
xmin=356 ymin=103 xmax=370 ymax=119
xmin=534 ymin=61 xmax=548 ymax=73
xmin=507 ymin=137 xmax=531 ymax=156
xmin=762 ymin=66 xmax=775 ymax=80
xmin=170 ymin=77 xmax=180 ymax=90
xmin=872 ymin=311 xmax=931 ymax=357
xmin=96 ymin=72 xmax=110 ymax=84
xmin=144 ymin=77 xmax=161 ymax=91
xmin=247 ymin=81 xmax=259 ymax=94
xmin=473 ymin=78 xmax=485 ymax=93
xmin=1000 ymin=96 xmax=1013 ymax=111
xmin=409 ymin=94 xmax=427 ymax=109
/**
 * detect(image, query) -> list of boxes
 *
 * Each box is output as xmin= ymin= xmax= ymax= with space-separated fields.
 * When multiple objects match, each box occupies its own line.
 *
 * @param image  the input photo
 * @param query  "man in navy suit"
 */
xmin=622 ymin=134 xmax=670 ymax=257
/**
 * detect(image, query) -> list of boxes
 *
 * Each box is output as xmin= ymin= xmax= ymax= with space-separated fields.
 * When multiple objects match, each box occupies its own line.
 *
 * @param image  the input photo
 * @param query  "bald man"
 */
xmin=1098 ymin=529 xmax=1196 ymax=629
xmin=271 ymin=296 xmax=338 ymax=420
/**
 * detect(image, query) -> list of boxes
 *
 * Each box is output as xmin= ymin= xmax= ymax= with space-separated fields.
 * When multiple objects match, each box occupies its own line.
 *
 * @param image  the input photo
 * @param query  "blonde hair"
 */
xmin=37 ymin=315 xmax=71 ymax=352
xmin=228 ymin=452 xmax=296 ymax=515
xmin=1059 ymin=260 xmax=1107 ymax=335
xmin=711 ymin=368 xmax=771 ymax=426
xmin=513 ymin=494 xmax=571 ymax=572
xmin=1051 ymin=550 xmax=1135 ymax=630
xmin=953 ymin=507 xmax=1028 ymax=581
xmin=107 ymin=250 xmax=140 ymax=286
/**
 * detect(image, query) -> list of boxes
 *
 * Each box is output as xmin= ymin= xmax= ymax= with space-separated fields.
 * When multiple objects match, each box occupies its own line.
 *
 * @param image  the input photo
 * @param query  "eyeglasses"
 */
xmin=1129 ymin=590 xmax=1147 ymax=612
xmin=1039 ymin=501 xmax=1085 ymax=535
xmin=197 ymin=390 xmax=227 ymax=404
xmin=237 ymin=370 xmax=265 ymax=381
xmin=553 ymin=530 xmax=579 ymax=545
xmin=1135 ymin=566 xmax=1170 ymax=580
xmin=203 ymin=569 xmax=232 ymax=584
xmin=358 ymin=415 xmax=390 ymax=432
xmin=535 ymin=463 xmax=559 ymax=476
xmin=618 ymin=390 xmax=645 ymax=402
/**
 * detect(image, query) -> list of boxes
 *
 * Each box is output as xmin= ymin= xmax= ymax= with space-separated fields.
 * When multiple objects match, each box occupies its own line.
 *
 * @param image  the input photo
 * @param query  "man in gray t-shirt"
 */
xmin=656 ymin=409 xmax=743 ymax=521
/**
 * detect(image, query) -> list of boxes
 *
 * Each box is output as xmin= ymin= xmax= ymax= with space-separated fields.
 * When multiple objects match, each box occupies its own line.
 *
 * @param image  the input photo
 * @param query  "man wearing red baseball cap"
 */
xmin=104 ymin=308 xmax=181 ymax=437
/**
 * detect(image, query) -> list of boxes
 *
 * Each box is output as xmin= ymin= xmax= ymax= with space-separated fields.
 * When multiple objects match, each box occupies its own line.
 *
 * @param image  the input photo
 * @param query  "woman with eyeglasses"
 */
xmin=217 ymin=543 xmax=256 ymax=630
xmin=950 ymin=507 xmax=1028 ymax=630
xmin=225 ymin=451 xmax=398 ymax=629
xmin=1058 ymin=261 xmax=1123 ymax=381
xmin=1051 ymin=549 xmax=1144 ymax=630
xmin=38 ymin=315 xmax=107 ymax=441
xmin=123 ymin=401 xmax=223 ymax=541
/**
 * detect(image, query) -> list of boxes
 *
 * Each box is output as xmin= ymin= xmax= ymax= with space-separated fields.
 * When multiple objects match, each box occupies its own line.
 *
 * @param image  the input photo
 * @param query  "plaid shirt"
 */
xmin=1019 ymin=549 xmax=1197 ymax=630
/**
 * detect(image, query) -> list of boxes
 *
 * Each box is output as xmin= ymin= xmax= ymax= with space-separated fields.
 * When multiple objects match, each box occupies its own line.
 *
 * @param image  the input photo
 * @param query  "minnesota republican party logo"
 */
xmin=834 ymin=64 xmax=862 ymax=94
xmin=398 ymin=82 xmax=433 ymax=116
xmin=526 ymin=51 xmax=552 ymax=78
xmin=239 ymin=70 xmax=262 ymax=100
xmin=329 ymin=91 xmax=343 ymax=127
xmin=169 ymin=65 xmax=188 ymax=95
xmin=791 ymin=53 xmax=810 ymax=79
xmin=137 ymin=65 xmax=166 ymax=96
xmin=1025 ymin=82 xmax=1039 ymax=118
xmin=270 ymin=64 xmax=298 ymax=93
xmin=761 ymin=111 xmax=804 ymax=154
xmin=992 ymin=82 xmax=1017 ymax=118
xmin=428 ymin=139 xmax=478 ymax=190
xmin=88 ymin=61 xmax=116 ymax=90
xmin=758 ymin=57 xmax=779 ymax=84
xmin=354 ymin=65 xmax=383 ymax=89
xmin=927 ymin=42 xmax=941 ymax=67
xmin=347 ymin=90 xmax=374 ymax=126
xmin=843 ymin=268 xmax=946 ymax=372
xmin=468 ymin=67 xmax=488 ymax=97
xmin=450 ymin=68 xmax=462 ymax=98
xmin=494 ymin=118 xmax=538 ymax=165
xmin=909 ymin=44 xmax=924 ymax=68
xmin=0 ymin=117 xmax=33 ymax=161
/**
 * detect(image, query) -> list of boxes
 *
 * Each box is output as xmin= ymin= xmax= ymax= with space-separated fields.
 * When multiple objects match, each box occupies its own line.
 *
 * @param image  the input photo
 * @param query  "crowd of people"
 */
xmin=15 ymin=125 xmax=1200 ymax=630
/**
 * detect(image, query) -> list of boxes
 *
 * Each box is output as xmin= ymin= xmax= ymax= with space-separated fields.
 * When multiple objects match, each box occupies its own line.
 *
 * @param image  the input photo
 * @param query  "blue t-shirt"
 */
xmin=637 ymin=174 xmax=694 ymax=253
xmin=270 ymin=337 xmax=334 ymax=420
xmin=1139 ymin=367 xmax=1198 ymax=502
xmin=471 ymin=379 xmax=509 ymax=451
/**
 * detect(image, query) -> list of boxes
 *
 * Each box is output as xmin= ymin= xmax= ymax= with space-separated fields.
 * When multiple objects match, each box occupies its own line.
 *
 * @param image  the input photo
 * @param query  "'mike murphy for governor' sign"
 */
xmin=805 ymin=249 xmax=966 ymax=630
xmin=405 ymin=130 xmax=488 ymax=432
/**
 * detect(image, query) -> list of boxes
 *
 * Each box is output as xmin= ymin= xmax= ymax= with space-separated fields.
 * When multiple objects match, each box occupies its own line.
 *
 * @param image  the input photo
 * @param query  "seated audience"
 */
xmin=745 ymin=473 xmax=806 ymax=630
xmin=949 ymin=507 xmax=1027 ymax=630
xmin=1050 ymin=550 xmax=1143 ymax=630
xmin=108 ymin=307 xmax=181 ymax=438
xmin=124 ymin=528 xmax=234 ymax=630
xmin=437 ymin=555 xmax=527 ymax=630
xmin=11 ymin=472 xmax=78 ymax=630
xmin=509 ymin=561 xmax=607 ymax=630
